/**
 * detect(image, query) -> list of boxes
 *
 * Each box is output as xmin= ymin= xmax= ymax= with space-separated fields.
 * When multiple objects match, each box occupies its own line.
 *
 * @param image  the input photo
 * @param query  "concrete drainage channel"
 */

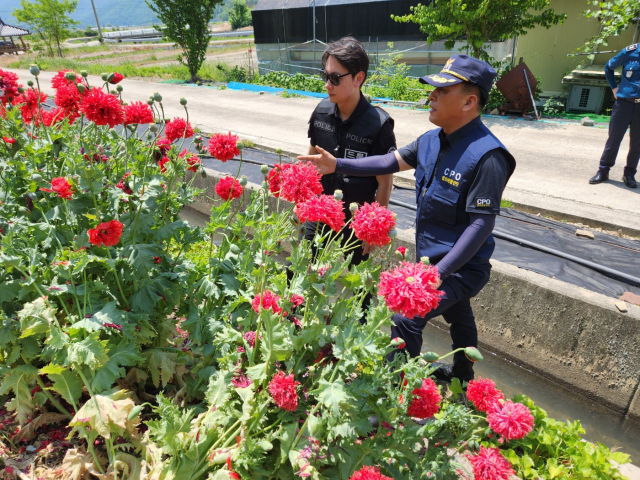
xmin=180 ymin=144 xmax=640 ymax=468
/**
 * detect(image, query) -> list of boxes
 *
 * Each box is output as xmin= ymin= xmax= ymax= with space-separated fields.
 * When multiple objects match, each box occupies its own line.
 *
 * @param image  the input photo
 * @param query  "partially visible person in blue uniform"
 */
xmin=300 ymin=55 xmax=516 ymax=382
xmin=589 ymin=43 xmax=640 ymax=188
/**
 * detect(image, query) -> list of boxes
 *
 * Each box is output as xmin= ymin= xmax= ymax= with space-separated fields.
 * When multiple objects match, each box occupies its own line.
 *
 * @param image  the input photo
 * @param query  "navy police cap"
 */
xmin=419 ymin=54 xmax=497 ymax=95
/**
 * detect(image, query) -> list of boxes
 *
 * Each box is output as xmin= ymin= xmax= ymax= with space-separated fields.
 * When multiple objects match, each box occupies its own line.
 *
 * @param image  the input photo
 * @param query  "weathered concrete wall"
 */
xmin=188 ymin=165 xmax=640 ymax=421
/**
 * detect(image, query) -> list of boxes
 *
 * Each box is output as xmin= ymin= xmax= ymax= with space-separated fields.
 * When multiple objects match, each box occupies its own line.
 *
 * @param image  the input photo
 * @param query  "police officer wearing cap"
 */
xmin=306 ymin=36 xmax=396 ymax=264
xmin=589 ymin=43 xmax=640 ymax=188
xmin=300 ymin=55 xmax=516 ymax=382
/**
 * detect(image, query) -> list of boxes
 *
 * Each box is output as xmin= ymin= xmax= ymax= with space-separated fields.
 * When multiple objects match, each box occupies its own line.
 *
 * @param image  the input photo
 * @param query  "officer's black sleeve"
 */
xmin=397 ymin=139 xmax=420 ymax=169
xmin=465 ymin=149 xmax=510 ymax=215
xmin=308 ymin=112 xmax=316 ymax=147
xmin=370 ymin=118 xmax=397 ymax=156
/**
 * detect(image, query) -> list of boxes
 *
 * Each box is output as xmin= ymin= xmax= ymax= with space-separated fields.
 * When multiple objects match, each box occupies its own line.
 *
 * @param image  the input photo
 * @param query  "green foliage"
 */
xmin=228 ymin=0 xmax=252 ymax=30
xmin=13 ymin=0 xmax=80 ymax=57
xmin=393 ymin=0 xmax=566 ymax=62
xmin=147 ymin=0 xmax=222 ymax=82
xmin=581 ymin=0 xmax=640 ymax=57
xmin=543 ymin=96 xmax=567 ymax=117
xmin=255 ymin=71 xmax=326 ymax=93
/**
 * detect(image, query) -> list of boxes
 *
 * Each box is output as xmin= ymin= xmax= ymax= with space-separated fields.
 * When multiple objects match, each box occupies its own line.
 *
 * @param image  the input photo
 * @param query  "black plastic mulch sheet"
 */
xmin=201 ymin=150 xmax=640 ymax=299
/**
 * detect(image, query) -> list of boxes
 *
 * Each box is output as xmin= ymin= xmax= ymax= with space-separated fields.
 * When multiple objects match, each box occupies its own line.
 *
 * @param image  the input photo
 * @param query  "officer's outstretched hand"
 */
xmin=297 ymin=146 xmax=337 ymax=175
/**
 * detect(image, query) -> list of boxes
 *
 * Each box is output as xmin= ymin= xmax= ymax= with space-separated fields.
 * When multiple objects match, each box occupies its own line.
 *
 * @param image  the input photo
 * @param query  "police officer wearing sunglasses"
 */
xmin=306 ymin=37 xmax=396 ymax=263
xmin=589 ymin=43 xmax=640 ymax=189
xmin=301 ymin=55 xmax=516 ymax=382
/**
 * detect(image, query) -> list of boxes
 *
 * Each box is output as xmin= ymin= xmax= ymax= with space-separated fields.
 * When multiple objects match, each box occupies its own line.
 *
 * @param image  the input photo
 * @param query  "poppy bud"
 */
xmin=101 ymin=73 xmax=108 ymax=81
xmin=260 ymin=165 xmax=269 ymax=175
xmin=423 ymin=351 xmax=439 ymax=362
xmin=27 ymin=80 xmax=34 ymax=87
xmin=110 ymin=89 xmax=117 ymax=95
xmin=349 ymin=202 xmax=358 ymax=214
xmin=180 ymin=97 xmax=187 ymax=105
xmin=333 ymin=189 xmax=343 ymax=201
xmin=420 ymin=256 xmax=430 ymax=265
xmin=150 ymin=125 xmax=158 ymax=133
xmin=395 ymin=246 xmax=407 ymax=261
xmin=389 ymin=228 xmax=398 ymax=239
xmin=201 ymin=169 xmax=207 ymax=179
xmin=291 ymin=238 xmax=299 ymax=248
xmin=76 ymin=84 xmax=87 ymax=94
xmin=153 ymin=92 xmax=163 ymax=102
xmin=81 ymin=70 xmax=88 ymax=77
xmin=194 ymin=135 xmax=203 ymax=144
xmin=65 ymin=72 xmax=76 ymax=81
xmin=107 ymin=73 xmax=115 ymax=83
xmin=146 ymin=133 xmax=153 ymax=140
xmin=239 ymin=175 xmax=247 ymax=186
xmin=127 ymin=405 xmax=143 ymax=421
xmin=363 ymin=271 xmax=373 ymax=288
xmin=229 ymin=244 xmax=241 ymax=254
xmin=276 ymin=147 xmax=282 ymax=154
xmin=29 ymin=65 xmax=40 ymax=76
xmin=390 ymin=337 xmax=405 ymax=347
xmin=318 ymin=338 xmax=326 ymax=347
xmin=236 ymin=142 xmax=244 ymax=151
xmin=464 ymin=347 xmax=483 ymax=362
xmin=18 ymin=86 xmax=25 ymax=94
xmin=31 ymin=173 xmax=42 ymax=182
xmin=116 ymin=85 xmax=123 ymax=92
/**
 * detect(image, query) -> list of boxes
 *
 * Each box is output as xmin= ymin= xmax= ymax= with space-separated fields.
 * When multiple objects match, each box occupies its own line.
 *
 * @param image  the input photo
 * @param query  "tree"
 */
xmin=580 ymin=0 xmax=640 ymax=57
xmin=13 ymin=0 xmax=79 ymax=57
xmin=147 ymin=0 xmax=221 ymax=83
xmin=228 ymin=0 xmax=252 ymax=30
xmin=393 ymin=0 xmax=566 ymax=62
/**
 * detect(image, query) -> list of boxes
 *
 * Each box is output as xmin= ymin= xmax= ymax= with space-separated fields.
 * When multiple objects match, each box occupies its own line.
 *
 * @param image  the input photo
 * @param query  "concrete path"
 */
xmin=8 ymin=68 xmax=639 ymax=233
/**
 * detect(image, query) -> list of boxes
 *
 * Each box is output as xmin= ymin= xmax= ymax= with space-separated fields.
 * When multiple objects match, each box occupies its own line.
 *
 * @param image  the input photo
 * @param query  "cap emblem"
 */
xmin=428 ymin=74 xmax=458 ymax=83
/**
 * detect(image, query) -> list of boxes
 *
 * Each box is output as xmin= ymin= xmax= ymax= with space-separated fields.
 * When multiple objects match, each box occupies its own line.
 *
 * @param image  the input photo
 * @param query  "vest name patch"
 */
xmin=476 ymin=198 xmax=492 ymax=208
xmin=314 ymin=120 xmax=335 ymax=133
xmin=441 ymin=176 xmax=460 ymax=187
xmin=346 ymin=133 xmax=373 ymax=144
xmin=345 ymin=149 xmax=367 ymax=159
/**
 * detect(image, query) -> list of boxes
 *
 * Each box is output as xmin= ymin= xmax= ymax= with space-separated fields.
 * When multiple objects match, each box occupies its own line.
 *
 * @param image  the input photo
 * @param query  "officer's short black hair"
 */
xmin=322 ymin=37 xmax=369 ymax=84
xmin=461 ymin=82 xmax=488 ymax=111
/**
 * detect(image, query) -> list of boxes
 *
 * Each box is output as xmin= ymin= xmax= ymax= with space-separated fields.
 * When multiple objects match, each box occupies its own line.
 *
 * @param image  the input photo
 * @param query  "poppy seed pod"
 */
xmin=389 ymin=228 xmax=398 ymax=239
xmin=149 ymin=125 xmax=158 ymax=133
xmin=260 ymin=165 xmax=269 ymax=175
xmin=29 ymin=65 xmax=40 ymax=76
xmin=27 ymin=80 xmax=34 ymax=87
xmin=147 ymin=99 xmax=154 ymax=106
xmin=420 ymin=256 xmax=430 ymax=265
xmin=276 ymin=147 xmax=282 ymax=154
xmin=153 ymin=92 xmax=163 ymax=102
xmin=333 ymin=189 xmax=343 ymax=201
xmin=239 ymin=176 xmax=247 ymax=186
xmin=180 ymin=97 xmax=187 ymax=106
xmin=81 ymin=70 xmax=88 ymax=77
xmin=17 ymin=86 xmax=25 ymax=94
xmin=236 ymin=142 xmax=244 ymax=151
xmin=116 ymin=85 xmax=123 ymax=92
xmin=349 ymin=202 xmax=358 ymax=214
xmin=65 ymin=72 xmax=76 ymax=81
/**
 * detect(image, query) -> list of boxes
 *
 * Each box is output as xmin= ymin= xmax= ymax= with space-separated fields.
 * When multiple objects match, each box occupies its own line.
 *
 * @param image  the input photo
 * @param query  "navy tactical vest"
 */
xmin=415 ymin=123 xmax=515 ymax=268
xmin=311 ymin=97 xmax=391 ymax=206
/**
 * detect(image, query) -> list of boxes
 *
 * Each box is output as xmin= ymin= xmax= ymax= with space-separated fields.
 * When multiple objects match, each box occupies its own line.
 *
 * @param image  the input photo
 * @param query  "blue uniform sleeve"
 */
xmin=465 ymin=150 xmax=510 ymax=215
xmin=604 ymin=49 xmax=631 ymax=90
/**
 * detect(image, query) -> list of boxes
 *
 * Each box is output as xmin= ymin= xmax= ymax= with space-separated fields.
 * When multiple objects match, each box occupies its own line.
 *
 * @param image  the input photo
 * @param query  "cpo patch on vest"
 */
xmin=475 ymin=198 xmax=493 ymax=208
xmin=627 ymin=44 xmax=638 ymax=52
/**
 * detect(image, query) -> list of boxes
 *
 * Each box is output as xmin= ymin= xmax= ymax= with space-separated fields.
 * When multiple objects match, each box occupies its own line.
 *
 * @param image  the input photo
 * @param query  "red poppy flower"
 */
xmin=215 ymin=176 xmax=243 ymax=201
xmin=279 ymin=162 xmax=323 ymax=204
xmin=0 ymin=69 xmax=21 ymax=104
xmin=87 ymin=220 xmax=124 ymax=247
xmin=350 ymin=202 xmax=396 ymax=247
xmin=267 ymin=163 xmax=292 ymax=197
xmin=392 ymin=337 xmax=406 ymax=349
xmin=294 ymin=194 xmax=345 ymax=232
xmin=208 ymin=132 xmax=239 ymax=162
xmin=41 ymin=107 xmax=66 ymax=127
xmin=179 ymin=149 xmax=201 ymax=172
xmin=40 ymin=177 xmax=74 ymax=199
xmin=289 ymin=294 xmax=304 ymax=308
xmin=252 ymin=290 xmax=282 ymax=314
xmin=109 ymin=72 xmax=124 ymax=84
xmin=487 ymin=401 xmax=534 ymax=441
xmin=466 ymin=378 xmax=504 ymax=413
xmin=116 ymin=172 xmax=133 ymax=195
xmin=406 ymin=378 xmax=441 ymax=419
xmin=158 ymin=156 xmax=170 ymax=173
xmin=349 ymin=466 xmax=393 ymax=480
xmin=2 ymin=136 xmax=15 ymax=144
xmin=54 ymin=84 xmax=83 ymax=120
xmin=232 ymin=373 xmax=252 ymax=388
xmin=243 ymin=330 xmax=258 ymax=347
xmin=467 ymin=447 xmax=515 ymax=480
xmin=268 ymin=371 xmax=300 ymax=412
xmin=12 ymin=89 xmax=47 ymax=124
xmin=164 ymin=117 xmax=194 ymax=143
xmin=80 ymin=87 xmax=125 ymax=128
xmin=378 ymin=261 xmax=443 ymax=319
xmin=124 ymin=101 xmax=154 ymax=125
xmin=51 ymin=69 xmax=84 ymax=89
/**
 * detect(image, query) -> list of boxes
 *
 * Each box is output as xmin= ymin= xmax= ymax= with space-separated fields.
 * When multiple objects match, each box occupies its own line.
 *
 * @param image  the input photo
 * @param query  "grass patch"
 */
xmin=501 ymin=199 xmax=514 ymax=208
xmin=544 ymin=112 xmax=611 ymax=123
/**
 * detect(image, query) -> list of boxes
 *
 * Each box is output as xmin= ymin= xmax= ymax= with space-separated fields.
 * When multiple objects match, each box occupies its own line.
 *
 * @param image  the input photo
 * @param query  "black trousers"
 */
xmin=598 ymin=99 xmax=640 ymax=177
xmin=387 ymin=266 xmax=490 ymax=368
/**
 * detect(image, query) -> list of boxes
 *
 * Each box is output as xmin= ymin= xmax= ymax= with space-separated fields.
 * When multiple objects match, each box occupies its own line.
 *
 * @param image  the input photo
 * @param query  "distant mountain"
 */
xmin=0 ymin=0 xmax=159 ymax=29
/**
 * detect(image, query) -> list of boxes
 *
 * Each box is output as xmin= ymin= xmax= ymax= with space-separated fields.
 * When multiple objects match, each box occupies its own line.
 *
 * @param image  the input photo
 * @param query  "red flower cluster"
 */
xmin=179 ymin=149 xmax=201 ymax=172
xmin=466 ymin=378 xmax=504 ymax=413
xmin=164 ymin=117 xmax=194 ymax=143
xmin=268 ymin=371 xmax=300 ymax=412
xmin=208 ymin=132 xmax=239 ymax=162
xmin=487 ymin=401 xmax=534 ymax=441
xmin=279 ymin=162 xmax=323 ymax=204
xmin=350 ymin=202 xmax=396 ymax=247
xmin=158 ymin=156 xmax=170 ymax=173
xmin=109 ymin=72 xmax=124 ymax=84
xmin=156 ymin=136 xmax=172 ymax=155
xmin=80 ymin=87 xmax=125 ymax=128
xmin=88 ymin=220 xmax=124 ymax=247
xmin=2 ymin=136 xmax=16 ymax=144
xmin=468 ymin=447 xmax=515 ymax=480
xmin=243 ymin=331 xmax=258 ymax=347
xmin=349 ymin=466 xmax=393 ymax=480
xmin=40 ymin=177 xmax=74 ymax=199
xmin=232 ymin=373 xmax=252 ymax=389
xmin=295 ymin=195 xmax=345 ymax=232
xmin=215 ymin=176 xmax=243 ymax=201
xmin=124 ymin=101 xmax=154 ymax=125
xmin=116 ymin=172 xmax=133 ymax=195
xmin=289 ymin=294 xmax=304 ymax=308
xmin=378 ymin=262 xmax=443 ymax=319
xmin=0 ymin=69 xmax=21 ymax=104
xmin=41 ymin=107 xmax=66 ymax=127
xmin=54 ymin=84 xmax=82 ymax=123
xmin=267 ymin=163 xmax=292 ymax=197
xmin=252 ymin=290 xmax=282 ymax=314
xmin=396 ymin=246 xmax=407 ymax=258
xmin=51 ymin=69 xmax=84 ymax=89
xmin=406 ymin=378 xmax=441 ymax=419
xmin=12 ymin=89 xmax=47 ymax=124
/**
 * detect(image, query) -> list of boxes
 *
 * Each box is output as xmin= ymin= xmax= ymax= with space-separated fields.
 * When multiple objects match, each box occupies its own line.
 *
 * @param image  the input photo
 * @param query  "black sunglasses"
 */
xmin=319 ymin=69 xmax=357 ymax=86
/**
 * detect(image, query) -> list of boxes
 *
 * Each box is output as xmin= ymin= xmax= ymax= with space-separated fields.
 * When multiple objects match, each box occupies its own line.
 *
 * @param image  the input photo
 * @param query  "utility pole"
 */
xmin=90 ymin=0 xmax=104 ymax=42
xmin=312 ymin=0 xmax=316 ymax=68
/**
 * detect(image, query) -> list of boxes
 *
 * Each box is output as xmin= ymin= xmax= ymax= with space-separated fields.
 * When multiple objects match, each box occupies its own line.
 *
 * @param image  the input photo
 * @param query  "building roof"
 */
xmin=0 ymin=17 xmax=30 ymax=36
xmin=253 ymin=0 xmax=390 ymax=12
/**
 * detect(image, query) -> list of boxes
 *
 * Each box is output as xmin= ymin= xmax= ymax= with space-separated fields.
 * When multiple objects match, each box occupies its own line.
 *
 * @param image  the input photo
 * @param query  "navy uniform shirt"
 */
xmin=397 ymin=116 xmax=510 ymax=216
xmin=605 ymin=44 xmax=640 ymax=99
